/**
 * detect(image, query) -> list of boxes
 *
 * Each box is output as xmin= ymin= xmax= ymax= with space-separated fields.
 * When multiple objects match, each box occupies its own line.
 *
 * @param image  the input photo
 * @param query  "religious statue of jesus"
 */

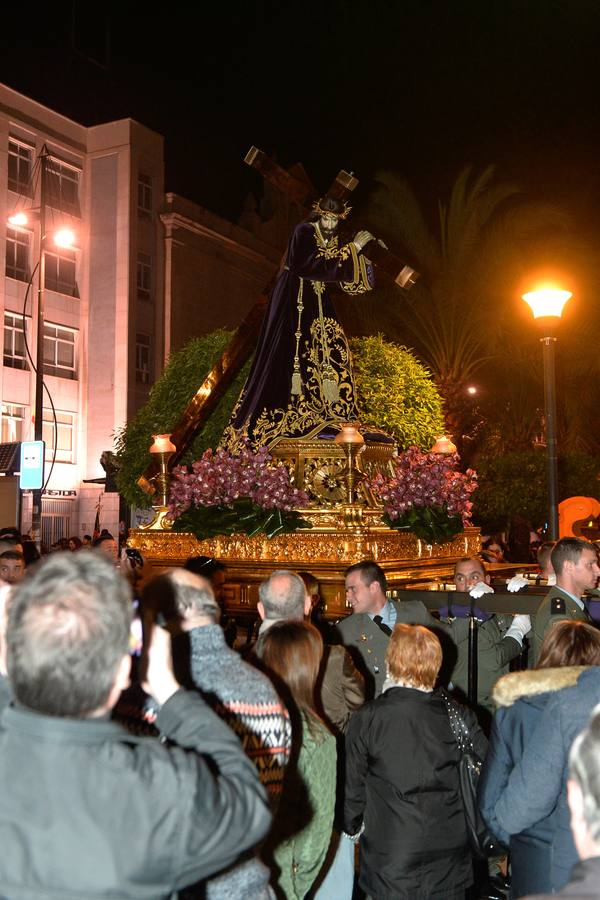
xmin=221 ymin=196 xmax=375 ymax=451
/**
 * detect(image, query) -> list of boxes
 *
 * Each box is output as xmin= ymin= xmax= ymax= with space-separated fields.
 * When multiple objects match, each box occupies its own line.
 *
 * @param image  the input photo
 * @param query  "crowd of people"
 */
xmin=1 ymin=531 xmax=600 ymax=899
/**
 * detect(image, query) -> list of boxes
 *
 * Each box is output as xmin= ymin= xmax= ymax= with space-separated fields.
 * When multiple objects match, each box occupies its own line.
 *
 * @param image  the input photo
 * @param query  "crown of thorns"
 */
xmin=312 ymin=198 xmax=351 ymax=220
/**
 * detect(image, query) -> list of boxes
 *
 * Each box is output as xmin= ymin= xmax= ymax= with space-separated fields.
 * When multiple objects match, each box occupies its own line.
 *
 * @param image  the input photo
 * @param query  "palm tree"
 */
xmin=344 ymin=166 xmax=573 ymax=451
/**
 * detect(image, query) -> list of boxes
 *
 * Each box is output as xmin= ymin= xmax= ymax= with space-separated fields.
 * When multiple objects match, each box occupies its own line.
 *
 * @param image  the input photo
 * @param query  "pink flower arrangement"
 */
xmin=366 ymin=447 xmax=477 ymax=526
xmin=168 ymin=444 xmax=309 ymax=520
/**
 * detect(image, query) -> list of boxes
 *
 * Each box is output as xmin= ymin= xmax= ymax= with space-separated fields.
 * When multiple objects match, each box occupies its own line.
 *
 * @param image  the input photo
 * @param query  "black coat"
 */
xmin=345 ymin=685 xmax=487 ymax=900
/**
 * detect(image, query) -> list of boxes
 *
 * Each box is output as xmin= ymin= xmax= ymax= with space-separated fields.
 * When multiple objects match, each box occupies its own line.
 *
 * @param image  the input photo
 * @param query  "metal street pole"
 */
xmin=31 ymin=148 xmax=47 ymax=550
xmin=541 ymin=334 xmax=559 ymax=540
xmin=522 ymin=287 xmax=572 ymax=543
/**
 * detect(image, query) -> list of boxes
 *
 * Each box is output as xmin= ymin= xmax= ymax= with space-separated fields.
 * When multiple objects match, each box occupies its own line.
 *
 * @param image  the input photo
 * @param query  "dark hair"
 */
xmin=344 ymin=560 xmax=387 ymax=593
xmin=257 ymin=620 xmax=323 ymax=717
xmin=551 ymin=537 xmax=594 ymax=575
xmin=0 ymin=550 xmax=24 ymax=563
xmin=537 ymin=620 xmax=600 ymax=669
xmin=20 ymin=539 xmax=40 ymax=567
xmin=482 ymin=536 xmax=507 ymax=555
xmin=7 ymin=552 xmax=132 ymax=717
xmin=317 ymin=197 xmax=345 ymax=216
xmin=92 ymin=533 xmax=115 ymax=548
xmin=68 ymin=536 xmax=82 ymax=550
xmin=454 ymin=556 xmax=486 ymax=577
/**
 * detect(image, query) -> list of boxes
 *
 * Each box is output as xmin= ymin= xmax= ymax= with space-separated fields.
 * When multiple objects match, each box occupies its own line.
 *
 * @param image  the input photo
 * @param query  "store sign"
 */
xmin=43 ymin=490 xmax=77 ymax=497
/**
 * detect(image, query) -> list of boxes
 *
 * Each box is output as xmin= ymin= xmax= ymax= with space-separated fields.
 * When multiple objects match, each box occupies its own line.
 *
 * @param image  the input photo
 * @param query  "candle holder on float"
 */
xmin=334 ymin=423 xmax=366 ymax=509
xmin=141 ymin=434 xmax=177 ymax=531
xmin=430 ymin=434 xmax=457 ymax=455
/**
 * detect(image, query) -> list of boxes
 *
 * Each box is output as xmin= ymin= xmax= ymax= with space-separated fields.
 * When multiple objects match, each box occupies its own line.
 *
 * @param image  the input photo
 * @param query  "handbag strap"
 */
xmin=441 ymin=691 xmax=476 ymax=757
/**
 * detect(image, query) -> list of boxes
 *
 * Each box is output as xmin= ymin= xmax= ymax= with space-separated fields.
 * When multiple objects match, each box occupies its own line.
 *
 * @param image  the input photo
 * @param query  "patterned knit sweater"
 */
xmin=188 ymin=625 xmax=291 ymax=900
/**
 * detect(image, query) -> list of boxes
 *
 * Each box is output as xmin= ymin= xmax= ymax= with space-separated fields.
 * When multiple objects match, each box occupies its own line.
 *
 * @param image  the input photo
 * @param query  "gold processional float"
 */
xmin=128 ymin=422 xmax=479 ymax=623
xmin=127 ymin=146 xmax=479 ymax=621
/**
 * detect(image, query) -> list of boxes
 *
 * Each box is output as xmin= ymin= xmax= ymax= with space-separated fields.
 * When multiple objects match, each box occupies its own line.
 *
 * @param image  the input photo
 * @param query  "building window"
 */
xmin=138 ymin=173 xmax=153 ymax=214
xmin=6 ymin=227 xmax=31 ymax=282
xmin=8 ymin=140 xmax=33 ymax=195
xmin=1 ymin=403 xmax=25 ymax=443
xmin=135 ymin=333 xmax=152 ymax=384
xmin=137 ymin=252 xmax=152 ymax=300
xmin=43 ymin=409 xmax=75 ymax=463
xmin=44 ymin=248 xmax=78 ymax=297
xmin=46 ymin=157 xmax=81 ymax=215
xmin=3 ymin=313 xmax=29 ymax=370
xmin=43 ymin=323 xmax=77 ymax=380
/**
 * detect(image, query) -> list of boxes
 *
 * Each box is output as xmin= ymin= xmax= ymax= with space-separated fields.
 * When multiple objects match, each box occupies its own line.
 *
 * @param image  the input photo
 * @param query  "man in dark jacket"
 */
xmin=0 ymin=552 xmax=271 ymax=899
xmin=525 ymin=707 xmax=600 ymax=898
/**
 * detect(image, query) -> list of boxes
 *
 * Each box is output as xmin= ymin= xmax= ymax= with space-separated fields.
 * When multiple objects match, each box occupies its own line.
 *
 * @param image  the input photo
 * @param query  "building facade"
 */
xmin=0 ymin=82 xmax=296 ymax=546
xmin=0 ymin=82 xmax=165 ymax=544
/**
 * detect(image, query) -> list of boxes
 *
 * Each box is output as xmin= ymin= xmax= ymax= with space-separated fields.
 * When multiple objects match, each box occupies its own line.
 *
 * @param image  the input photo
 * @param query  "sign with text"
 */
xmin=19 ymin=441 xmax=45 ymax=490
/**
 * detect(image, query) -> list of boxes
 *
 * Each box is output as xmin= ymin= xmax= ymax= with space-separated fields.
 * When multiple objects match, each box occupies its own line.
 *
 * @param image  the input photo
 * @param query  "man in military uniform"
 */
xmin=335 ymin=560 xmax=441 ymax=698
xmin=531 ymin=537 xmax=600 ymax=665
xmin=442 ymin=557 xmax=530 ymax=719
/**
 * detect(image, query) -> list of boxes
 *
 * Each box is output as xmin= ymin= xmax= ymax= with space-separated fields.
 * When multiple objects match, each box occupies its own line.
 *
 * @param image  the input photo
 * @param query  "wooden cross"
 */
xmin=137 ymin=148 xmax=416 ymax=494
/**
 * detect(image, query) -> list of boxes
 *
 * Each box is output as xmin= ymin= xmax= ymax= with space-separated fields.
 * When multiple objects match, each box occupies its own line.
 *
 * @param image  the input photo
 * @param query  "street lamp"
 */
xmin=522 ymin=286 xmax=572 ymax=540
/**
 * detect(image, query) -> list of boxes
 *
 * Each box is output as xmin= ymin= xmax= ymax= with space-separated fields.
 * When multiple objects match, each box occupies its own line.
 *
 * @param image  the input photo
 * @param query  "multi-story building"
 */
xmin=0 ymin=82 xmax=165 ymax=544
xmin=0 ymin=82 xmax=292 ymax=546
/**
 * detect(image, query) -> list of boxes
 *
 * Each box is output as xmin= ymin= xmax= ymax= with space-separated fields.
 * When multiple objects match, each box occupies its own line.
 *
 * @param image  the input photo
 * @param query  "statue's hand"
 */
xmin=353 ymin=230 xmax=375 ymax=251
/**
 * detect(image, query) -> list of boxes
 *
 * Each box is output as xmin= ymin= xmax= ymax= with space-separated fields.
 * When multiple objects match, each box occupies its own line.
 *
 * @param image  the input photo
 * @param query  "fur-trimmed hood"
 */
xmin=492 ymin=666 xmax=589 ymax=708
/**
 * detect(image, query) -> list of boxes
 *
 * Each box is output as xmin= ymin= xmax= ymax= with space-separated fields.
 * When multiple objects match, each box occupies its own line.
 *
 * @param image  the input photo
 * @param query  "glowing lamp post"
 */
xmin=522 ymin=287 xmax=572 ymax=539
xmin=7 ymin=148 xmax=78 ymax=548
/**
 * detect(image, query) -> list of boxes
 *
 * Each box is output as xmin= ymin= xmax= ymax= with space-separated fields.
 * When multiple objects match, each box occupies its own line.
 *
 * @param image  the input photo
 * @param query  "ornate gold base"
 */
xmin=139 ymin=506 xmax=174 ymax=531
xmin=128 ymin=521 xmax=480 ymax=621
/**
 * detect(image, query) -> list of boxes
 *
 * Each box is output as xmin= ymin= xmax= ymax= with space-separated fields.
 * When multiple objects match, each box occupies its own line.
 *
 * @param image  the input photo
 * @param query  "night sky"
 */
xmin=3 ymin=0 xmax=600 ymax=231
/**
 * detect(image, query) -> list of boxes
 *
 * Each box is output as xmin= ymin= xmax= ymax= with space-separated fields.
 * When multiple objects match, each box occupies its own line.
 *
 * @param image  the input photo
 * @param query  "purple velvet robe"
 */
xmin=222 ymin=220 xmax=374 ymax=450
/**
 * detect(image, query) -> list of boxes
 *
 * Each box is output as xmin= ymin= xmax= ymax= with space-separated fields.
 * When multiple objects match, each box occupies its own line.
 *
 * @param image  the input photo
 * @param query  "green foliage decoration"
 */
xmin=382 ymin=507 xmax=464 ymax=545
xmin=174 ymin=500 xmax=310 ymax=540
xmin=114 ymin=331 xmax=250 ymax=509
xmin=115 ymin=331 xmax=446 ymax=510
xmin=472 ymin=451 xmax=600 ymax=533
xmin=349 ymin=335 xmax=445 ymax=449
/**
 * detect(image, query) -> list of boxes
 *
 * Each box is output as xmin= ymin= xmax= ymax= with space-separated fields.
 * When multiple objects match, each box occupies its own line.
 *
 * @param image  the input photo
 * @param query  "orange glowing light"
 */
xmin=522 ymin=287 xmax=572 ymax=319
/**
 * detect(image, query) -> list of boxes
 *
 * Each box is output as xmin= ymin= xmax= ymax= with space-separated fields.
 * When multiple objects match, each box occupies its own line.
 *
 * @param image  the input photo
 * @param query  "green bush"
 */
xmin=472 ymin=450 xmax=600 ymax=532
xmin=350 ymin=335 xmax=445 ymax=449
xmin=114 ymin=331 xmax=250 ymax=508
xmin=115 ymin=331 xmax=446 ymax=508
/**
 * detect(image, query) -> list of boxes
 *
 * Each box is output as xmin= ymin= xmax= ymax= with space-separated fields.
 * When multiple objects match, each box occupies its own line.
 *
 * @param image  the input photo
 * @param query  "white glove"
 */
xmin=507 ymin=574 xmax=529 ymax=593
xmin=469 ymin=582 xmax=494 ymax=599
xmin=505 ymin=614 xmax=532 ymax=645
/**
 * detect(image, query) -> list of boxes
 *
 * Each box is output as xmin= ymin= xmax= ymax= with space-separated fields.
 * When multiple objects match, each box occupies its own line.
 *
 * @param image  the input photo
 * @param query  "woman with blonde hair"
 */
xmin=345 ymin=623 xmax=486 ymax=899
xmin=257 ymin=620 xmax=336 ymax=900
xmin=479 ymin=620 xmax=600 ymax=898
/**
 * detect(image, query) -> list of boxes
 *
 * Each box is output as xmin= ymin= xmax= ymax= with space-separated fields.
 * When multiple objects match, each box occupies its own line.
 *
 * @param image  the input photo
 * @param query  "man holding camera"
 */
xmin=0 ymin=552 xmax=271 ymax=898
